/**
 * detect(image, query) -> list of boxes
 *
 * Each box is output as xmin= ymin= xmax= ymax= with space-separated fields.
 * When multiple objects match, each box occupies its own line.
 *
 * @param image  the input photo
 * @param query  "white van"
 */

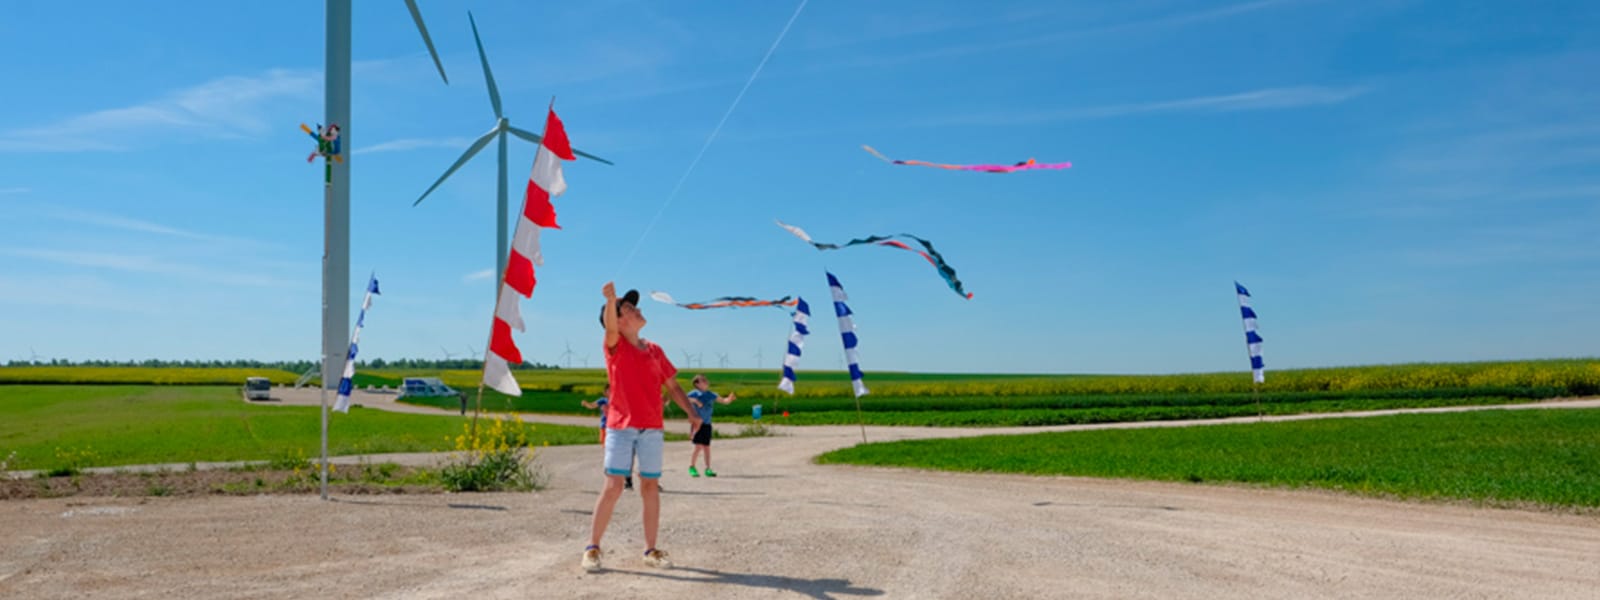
xmin=244 ymin=377 xmax=272 ymax=401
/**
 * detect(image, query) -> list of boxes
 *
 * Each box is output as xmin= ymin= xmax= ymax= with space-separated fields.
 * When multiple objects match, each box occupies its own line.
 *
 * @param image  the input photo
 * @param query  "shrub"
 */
xmin=438 ymin=415 xmax=545 ymax=492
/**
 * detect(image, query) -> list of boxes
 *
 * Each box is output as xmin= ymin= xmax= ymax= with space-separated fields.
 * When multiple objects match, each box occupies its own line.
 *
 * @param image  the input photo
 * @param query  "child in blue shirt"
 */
xmin=686 ymin=374 xmax=735 ymax=477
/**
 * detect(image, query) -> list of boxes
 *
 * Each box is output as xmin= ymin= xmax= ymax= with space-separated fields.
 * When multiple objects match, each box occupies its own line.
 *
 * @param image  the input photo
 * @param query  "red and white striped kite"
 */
xmin=484 ymin=108 xmax=576 ymax=396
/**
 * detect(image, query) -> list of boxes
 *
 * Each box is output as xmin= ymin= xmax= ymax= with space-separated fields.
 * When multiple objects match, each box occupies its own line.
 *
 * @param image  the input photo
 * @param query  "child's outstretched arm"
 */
xmin=580 ymin=400 xmax=598 ymax=409
xmin=718 ymin=392 xmax=736 ymax=405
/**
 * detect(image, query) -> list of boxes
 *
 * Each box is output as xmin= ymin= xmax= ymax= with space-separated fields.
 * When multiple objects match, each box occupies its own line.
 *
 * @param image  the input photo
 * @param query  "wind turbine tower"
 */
xmin=320 ymin=0 xmax=448 ymax=393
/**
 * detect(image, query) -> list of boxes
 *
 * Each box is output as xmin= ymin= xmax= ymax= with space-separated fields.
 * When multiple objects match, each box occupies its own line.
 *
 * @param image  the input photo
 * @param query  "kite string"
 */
xmin=613 ymin=0 xmax=810 ymax=279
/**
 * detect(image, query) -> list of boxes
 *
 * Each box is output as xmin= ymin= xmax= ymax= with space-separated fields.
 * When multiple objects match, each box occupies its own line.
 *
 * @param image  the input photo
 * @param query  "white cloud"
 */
xmin=463 ymin=269 xmax=495 ymax=283
xmin=355 ymin=137 xmax=475 ymax=155
xmin=917 ymin=85 xmax=1372 ymax=127
xmin=0 ymin=69 xmax=318 ymax=152
xmin=822 ymin=0 xmax=1307 ymax=71
xmin=0 ymin=187 xmax=29 ymax=194
xmin=46 ymin=209 xmax=266 ymax=247
xmin=2 ymin=248 xmax=302 ymax=289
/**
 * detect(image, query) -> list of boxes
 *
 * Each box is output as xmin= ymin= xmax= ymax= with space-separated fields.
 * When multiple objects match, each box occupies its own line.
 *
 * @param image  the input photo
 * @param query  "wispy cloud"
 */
xmin=463 ymin=269 xmax=494 ymax=283
xmin=2 ymin=248 xmax=302 ymax=288
xmin=0 ymin=187 xmax=28 ymax=195
xmin=820 ymin=0 xmax=1307 ymax=71
xmin=356 ymin=137 xmax=475 ymax=155
xmin=0 ymin=274 xmax=158 ymax=314
xmin=46 ymin=209 xmax=266 ymax=246
xmin=915 ymin=85 xmax=1371 ymax=127
xmin=0 ymin=68 xmax=317 ymax=152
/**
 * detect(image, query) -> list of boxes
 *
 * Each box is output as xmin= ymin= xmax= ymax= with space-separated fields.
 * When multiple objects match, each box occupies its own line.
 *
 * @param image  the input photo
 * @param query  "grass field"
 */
xmin=9 ymin=360 xmax=1596 ymax=428
xmin=0 ymin=385 xmax=598 ymax=472
xmin=817 ymin=408 xmax=1600 ymax=510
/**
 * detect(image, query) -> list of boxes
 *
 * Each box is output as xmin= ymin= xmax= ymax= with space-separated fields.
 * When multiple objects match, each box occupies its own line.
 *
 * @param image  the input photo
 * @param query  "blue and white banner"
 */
xmin=1235 ymin=281 xmax=1264 ymax=384
xmin=334 ymin=274 xmax=380 ymax=412
xmin=777 ymin=297 xmax=810 ymax=394
xmin=827 ymin=272 xmax=868 ymax=398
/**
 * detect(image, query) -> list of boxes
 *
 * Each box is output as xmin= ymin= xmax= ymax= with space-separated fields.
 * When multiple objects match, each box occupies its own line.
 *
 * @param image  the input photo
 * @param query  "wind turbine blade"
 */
xmin=404 ymin=0 xmax=449 ymax=84
xmin=466 ymin=11 xmax=503 ymax=119
xmin=508 ymin=125 xmax=615 ymax=165
xmin=412 ymin=127 xmax=499 ymax=206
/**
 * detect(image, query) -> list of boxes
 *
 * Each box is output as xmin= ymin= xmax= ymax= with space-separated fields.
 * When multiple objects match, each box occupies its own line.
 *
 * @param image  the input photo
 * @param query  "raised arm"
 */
xmin=718 ymin=392 xmax=736 ymax=405
xmin=601 ymin=281 xmax=620 ymax=349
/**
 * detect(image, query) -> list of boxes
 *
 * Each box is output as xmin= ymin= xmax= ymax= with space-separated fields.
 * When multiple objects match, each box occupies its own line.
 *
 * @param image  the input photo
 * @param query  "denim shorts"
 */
xmin=604 ymin=427 xmax=663 ymax=479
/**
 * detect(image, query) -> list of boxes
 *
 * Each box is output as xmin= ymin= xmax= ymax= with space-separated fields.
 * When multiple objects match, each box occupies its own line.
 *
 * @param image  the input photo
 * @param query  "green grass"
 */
xmin=0 ymin=385 xmax=598 ymax=471
xmin=817 ymin=408 xmax=1600 ymax=509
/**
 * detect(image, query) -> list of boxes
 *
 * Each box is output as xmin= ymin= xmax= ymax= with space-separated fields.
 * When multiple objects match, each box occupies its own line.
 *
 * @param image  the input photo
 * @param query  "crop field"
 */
xmin=383 ymin=359 xmax=1600 ymax=426
xmin=5 ymin=359 xmax=1598 ymax=429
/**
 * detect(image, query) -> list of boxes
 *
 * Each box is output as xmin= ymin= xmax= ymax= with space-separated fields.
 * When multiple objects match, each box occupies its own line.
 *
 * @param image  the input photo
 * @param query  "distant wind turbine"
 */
xmin=560 ymin=340 xmax=576 ymax=369
xmin=717 ymin=352 xmax=730 ymax=369
xmin=411 ymin=11 xmax=612 ymax=293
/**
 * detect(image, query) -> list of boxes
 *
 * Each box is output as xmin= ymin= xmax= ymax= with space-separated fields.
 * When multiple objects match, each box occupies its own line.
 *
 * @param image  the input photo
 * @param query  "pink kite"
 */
xmin=863 ymin=145 xmax=1070 ymax=173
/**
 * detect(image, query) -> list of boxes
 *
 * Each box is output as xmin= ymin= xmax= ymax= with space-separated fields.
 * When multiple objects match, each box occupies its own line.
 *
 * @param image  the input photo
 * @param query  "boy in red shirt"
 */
xmin=583 ymin=283 xmax=701 ymax=572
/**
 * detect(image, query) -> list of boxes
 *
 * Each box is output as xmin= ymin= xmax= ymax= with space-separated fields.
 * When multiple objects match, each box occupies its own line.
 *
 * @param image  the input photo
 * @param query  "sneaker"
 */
xmin=704 ymin=469 xmax=717 ymax=477
xmin=688 ymin=466 xmax=700 ymax=478
xmin=624 ymin=476 xmax=633 ymax=490
xmin=581 ymin=546 xmax=602 ymax=572
xmin=643 ymin=548 xmax=672 ymax=569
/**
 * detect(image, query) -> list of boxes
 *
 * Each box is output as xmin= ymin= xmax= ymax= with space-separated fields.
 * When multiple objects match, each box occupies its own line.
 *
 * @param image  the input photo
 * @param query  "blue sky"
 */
xmin=2 ymin=0 xmax=1598 ymax=375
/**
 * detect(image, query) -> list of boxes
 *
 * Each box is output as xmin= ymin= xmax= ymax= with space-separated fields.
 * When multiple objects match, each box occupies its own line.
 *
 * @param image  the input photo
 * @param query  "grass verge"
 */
xmin=816 ymin=408 xmax=1600 ymax=510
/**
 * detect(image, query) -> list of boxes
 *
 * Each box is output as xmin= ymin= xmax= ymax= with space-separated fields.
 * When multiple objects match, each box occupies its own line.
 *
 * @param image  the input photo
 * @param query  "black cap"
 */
xmin=599 ymin=289 xmax=641 ymax=327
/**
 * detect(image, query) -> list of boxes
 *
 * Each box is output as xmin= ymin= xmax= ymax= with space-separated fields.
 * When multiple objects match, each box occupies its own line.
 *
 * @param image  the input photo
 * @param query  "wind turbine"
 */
xmin=695 ymin=352 xmax=705 ymax=369
xmin=681 ymin=350 xmax=695 ymax=370
xmin=580 ymin=354 xmax=590 ymax=369
xmin=411 ymin=12 xmax=613 ymax=290
xmin=717 ymin=352 xmax=730 ymax=369
xmin=440 ymin=346 xmax=458 ymax=360
xmin=28 ymin=347 xmax=41 ymax=365
xmin=319 ymin=0 xmax=449 ymax=397
xmin=753 ymin=347 xmax=764 ymax=370
xmin=560 ymin=340 xmax=576 ymax=369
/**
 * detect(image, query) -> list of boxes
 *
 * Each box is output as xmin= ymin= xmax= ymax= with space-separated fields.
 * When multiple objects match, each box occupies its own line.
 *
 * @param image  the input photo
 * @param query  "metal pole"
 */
xmin=319 ymin=166 xmax=331 ymax=500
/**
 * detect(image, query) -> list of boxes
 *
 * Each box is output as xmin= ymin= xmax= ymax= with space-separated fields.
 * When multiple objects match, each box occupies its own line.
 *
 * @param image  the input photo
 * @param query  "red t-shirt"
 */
xmin=603 ymin=337 xmax=676 ymax=430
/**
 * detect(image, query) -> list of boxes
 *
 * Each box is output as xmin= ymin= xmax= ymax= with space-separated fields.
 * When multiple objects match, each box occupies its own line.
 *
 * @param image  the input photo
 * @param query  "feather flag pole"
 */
xmin=827 ymin=271 xmax=869 ymax=442
xmin=475 ymin=104 xmax=576 ymax=436
xmin=1235 ymin=281 xmax=1265 ymax=418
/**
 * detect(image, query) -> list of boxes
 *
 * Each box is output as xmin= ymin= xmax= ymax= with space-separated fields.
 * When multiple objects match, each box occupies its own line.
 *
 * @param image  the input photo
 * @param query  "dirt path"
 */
xmin=2 ymin=397 xmax=1598 ymax=598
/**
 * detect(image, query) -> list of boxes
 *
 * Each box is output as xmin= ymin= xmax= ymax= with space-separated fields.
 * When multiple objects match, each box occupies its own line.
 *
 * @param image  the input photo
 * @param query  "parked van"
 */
xmin=244 ymin=377 xmax=272 ymax=401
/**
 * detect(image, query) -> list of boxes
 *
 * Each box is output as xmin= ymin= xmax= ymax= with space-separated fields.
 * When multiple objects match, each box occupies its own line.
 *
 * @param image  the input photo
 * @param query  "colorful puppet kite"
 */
xmin=862 ymin=145 xmax=1069 ymax=173
xmin=301 ymin=123 xmax=344 ymax=184
xmin=775 ymin=220 xmax=974 ymax=299
xmin=650 ymin=291 xmax=799 ymax=310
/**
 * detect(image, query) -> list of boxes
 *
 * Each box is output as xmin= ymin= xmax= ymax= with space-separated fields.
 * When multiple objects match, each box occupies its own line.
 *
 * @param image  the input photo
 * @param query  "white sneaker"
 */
xmin=582 ymin=546 xmax=602 ymax=572
xmin=643 ymin=548 xmax=672 ymax=569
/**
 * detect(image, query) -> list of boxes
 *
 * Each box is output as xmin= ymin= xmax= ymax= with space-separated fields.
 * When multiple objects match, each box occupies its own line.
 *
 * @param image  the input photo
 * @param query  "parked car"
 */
xmin=399 ymin=377 xmax=459 ymax=399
